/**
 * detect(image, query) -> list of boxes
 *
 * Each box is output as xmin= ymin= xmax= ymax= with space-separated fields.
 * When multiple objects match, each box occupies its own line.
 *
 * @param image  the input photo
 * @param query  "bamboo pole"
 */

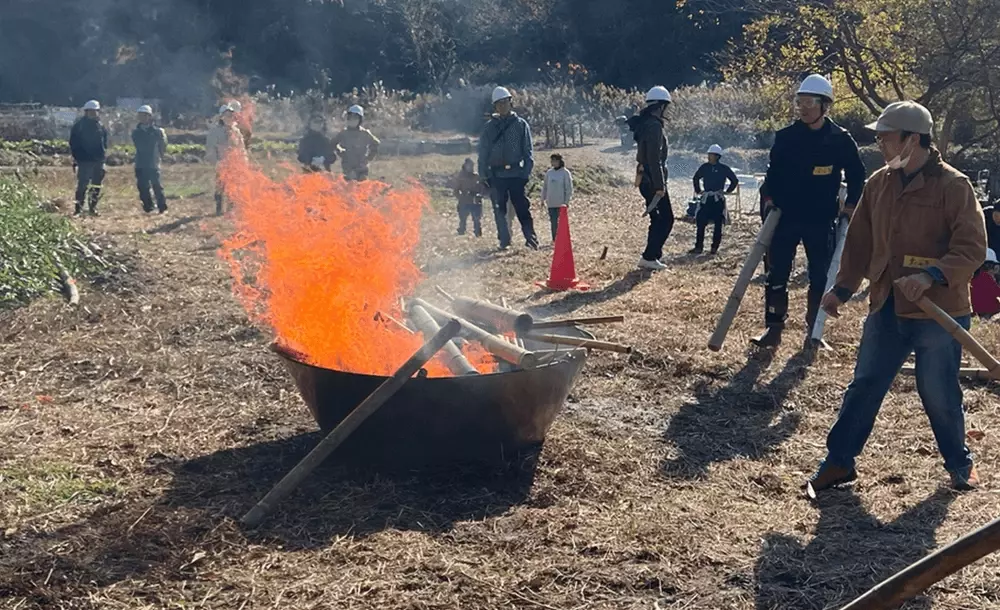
xmin=241 ymin=319 xmax=461 ymax=527
xmin=450 ymin=296 xmax=534 ymax=334
xmin=412 ymin=298 xmax=538 ymax=369
xmin=434 ymin=285 xmax=455 ymax=302
xmin=54 ymin=261 xmax=79 ymax=306
xmin=408 ymin=304 xmax=478 ymax=376
xmin=839 ymin=517 xmax=1000 ymax=610
xmin=900 ymin=364 xmax=993 ymax=381
xmin=708 ymin=209 xmax=782 ymax=351
xmin=907 ymin=291 xmax=1000 ymax=378
xmin=533 ymin=315 xmax=625 ymax=329
xmin=524 ymin=332 xmax=632 ymax=354
xmin=811 ymin=216 xmax=850 ymax=342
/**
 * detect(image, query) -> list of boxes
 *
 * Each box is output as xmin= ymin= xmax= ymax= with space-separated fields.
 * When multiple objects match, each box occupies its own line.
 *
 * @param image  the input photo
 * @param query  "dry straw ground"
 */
xmin=1 ymin=143 xmax=999 ymax=609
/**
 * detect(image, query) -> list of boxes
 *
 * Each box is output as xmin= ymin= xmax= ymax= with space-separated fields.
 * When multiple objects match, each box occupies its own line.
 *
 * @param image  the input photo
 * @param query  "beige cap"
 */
xmin=866 ymin=101 xmax=933 ymax=135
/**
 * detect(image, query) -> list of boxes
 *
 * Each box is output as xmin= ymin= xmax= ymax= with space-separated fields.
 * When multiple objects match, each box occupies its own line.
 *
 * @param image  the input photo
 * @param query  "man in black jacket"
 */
xmin=69 ymin=100 xmax=109 ymax=216
xmin=752 ymin=75 xmax=866 ymax=348
xmin=691 ymin=144 xmax=739 ymax=254
xmin=132 ymin=105 xmax=168 ymax=213
xmin=629 ymin=86 xmax=673 ymax=270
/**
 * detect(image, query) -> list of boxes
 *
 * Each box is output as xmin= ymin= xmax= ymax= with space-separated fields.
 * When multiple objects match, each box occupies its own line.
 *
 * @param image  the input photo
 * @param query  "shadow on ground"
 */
xmin=0 ymin=433 xmax=538 ymax=601
xmin=661 ymin=350 xmax=812 ymax=479
xmin=753 ymin=489 xmax=955 ymax=609
xmin=145 ymin=215 xmax=207 ymax=235
xmin=528 ymin=270 xmax=651 ymax=315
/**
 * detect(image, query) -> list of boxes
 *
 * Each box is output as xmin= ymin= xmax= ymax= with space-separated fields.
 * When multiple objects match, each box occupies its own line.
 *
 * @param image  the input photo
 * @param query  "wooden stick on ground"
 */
xmin=434 ymin=285 xmax=455 ymax=302
xmin=839 ymin=517 xmax=1000 ymax=610
xmin=54 ymin=261 xmax=79 ymax=306
xmin=908 ymin=292 xmax=1000 ymax=378
xmin=900 ymin=364 xmax=993 ymax=381
xmin=413 ymin=298 xmax=538 ymax=369
xmin=241 ymin=319 xmax=461 ymax=527
xmin=533 ymin=315 xmax=625 ymax=329
xmin=524 ymin=333 xmax=632 ymax=354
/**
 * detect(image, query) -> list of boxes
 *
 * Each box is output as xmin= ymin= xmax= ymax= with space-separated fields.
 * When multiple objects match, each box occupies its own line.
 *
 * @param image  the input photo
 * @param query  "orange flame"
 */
xmin=216 ymin=154 xmax=494 ymax=377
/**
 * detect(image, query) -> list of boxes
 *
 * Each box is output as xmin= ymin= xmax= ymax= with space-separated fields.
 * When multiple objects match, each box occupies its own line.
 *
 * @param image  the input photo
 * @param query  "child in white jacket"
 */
xmin=541 ymin=154 xmax=573 ymax=241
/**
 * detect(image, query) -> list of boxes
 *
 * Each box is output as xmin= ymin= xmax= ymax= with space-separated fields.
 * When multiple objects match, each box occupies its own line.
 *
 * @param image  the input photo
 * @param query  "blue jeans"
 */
xmin=825 ymin=296 xmax=973 ymax=473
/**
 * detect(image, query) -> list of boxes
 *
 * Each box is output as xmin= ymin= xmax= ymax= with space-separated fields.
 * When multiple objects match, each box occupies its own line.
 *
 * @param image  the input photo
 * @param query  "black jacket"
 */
xmin=69 ymin=117 xmax=108 ymax=163
xmin=764 ymin=119 xmax=865 ymax=223
xmin=693 ymin=162 xmax=739 ymax=194
xmin=629 ymin=111 xmax=669 ymax=191
xmin=297 ymin=130 xmax=337 ymax=170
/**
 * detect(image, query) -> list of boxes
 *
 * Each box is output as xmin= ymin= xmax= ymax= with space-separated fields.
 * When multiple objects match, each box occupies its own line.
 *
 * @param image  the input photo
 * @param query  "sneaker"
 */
xmin=638 ymin=258 xmax=668 ymax=271
xmin=89 ymin=209 xmax=99 ymax=217
xmin=751 ymin=327 xmax=783 ymax=349
xmin=950 ymin=465 xmax=980 ymax=491
xmin=806 ymin=463 xmax=858 ymax=499
xmin=73 ymin=207 xmax=84 ymax=217
xmin=526 ymin=240 xmax=540 ymax=250
xmin=710 ymin=246 xmax=719 ymax=255
xmin=689 ymin=246 xmax=704 ymax=255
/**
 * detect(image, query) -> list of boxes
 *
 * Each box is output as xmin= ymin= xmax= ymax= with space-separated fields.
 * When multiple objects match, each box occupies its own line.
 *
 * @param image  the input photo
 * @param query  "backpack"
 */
xmin=626 ymin=114 xmax=647 ymax=143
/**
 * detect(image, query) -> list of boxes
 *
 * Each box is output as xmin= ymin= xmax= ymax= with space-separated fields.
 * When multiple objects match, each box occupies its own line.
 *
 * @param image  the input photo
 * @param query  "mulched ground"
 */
xmin=1 ymin=144 xmax=998 ymax=609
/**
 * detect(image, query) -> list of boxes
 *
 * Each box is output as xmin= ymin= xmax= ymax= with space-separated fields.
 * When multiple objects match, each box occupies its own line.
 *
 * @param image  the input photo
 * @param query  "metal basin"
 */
xmin=275 ymin=326 xmax=592 ymax=467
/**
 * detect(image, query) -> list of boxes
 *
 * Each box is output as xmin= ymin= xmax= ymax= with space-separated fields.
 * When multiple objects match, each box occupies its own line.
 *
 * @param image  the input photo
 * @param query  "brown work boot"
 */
xmin=751 ymin=326 xmax=783 ymax=349
xmin=950 ymin=465 xmax=981 ymax=491
xmin=805 ymin=463 xmax=857 ymax=499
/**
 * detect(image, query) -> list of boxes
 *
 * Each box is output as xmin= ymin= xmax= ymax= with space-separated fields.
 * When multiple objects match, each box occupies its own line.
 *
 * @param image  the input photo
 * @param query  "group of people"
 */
xmin=295 ymin=104 xmax=380 ymax=181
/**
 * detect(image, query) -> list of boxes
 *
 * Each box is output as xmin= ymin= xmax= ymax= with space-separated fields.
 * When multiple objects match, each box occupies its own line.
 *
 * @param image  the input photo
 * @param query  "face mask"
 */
xmin=887 ymin=138 xmax=915 ymax=170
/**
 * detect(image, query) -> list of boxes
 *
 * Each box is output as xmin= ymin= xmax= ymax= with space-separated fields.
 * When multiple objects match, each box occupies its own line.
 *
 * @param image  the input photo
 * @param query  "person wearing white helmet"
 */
xmin=752 ymin=73 xmax=866 ymax=349
xmin=297 ymin=114 xmax=337 ymax=173
xmin=810 ymin=100 xmax=986 ymax=495
xmin=227 ymin=100 xmax=253 ymax=150
xmin=69 ymin=100 xmax=109 ymax=216
xmin=332 ymin=104 xmax=380 ymax=181
xmin=690 ymin=144 xmax=739 ymax=254
xmin=477 ymin=86 xmax=539 ymax=250
xmin=205 ymin=104 xmax=247 ymax=215
xmin=132 ymin=105 xmax=169 ymax=213
xmin=625 ymin=86 xmax=673 ymax=270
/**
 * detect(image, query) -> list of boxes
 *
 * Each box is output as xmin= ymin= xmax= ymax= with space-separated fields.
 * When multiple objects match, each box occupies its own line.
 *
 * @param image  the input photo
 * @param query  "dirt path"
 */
xmin=1 ymin=153 xmax=998 ymax=609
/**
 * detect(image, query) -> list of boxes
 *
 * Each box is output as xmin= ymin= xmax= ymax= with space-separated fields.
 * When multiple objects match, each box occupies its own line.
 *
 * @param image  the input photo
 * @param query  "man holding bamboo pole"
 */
xmin=809 ymin=101 xmax=987 ymax=495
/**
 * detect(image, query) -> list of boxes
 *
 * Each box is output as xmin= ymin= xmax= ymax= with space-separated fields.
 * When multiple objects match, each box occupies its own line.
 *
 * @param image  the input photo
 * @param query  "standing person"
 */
xmin=453 ymin=158 xmax=485 ymax=237
xmin=981 ymin=205 xmax=1000 ymax=253
xmin=752 ymin=74 xmax=866 ymax=348
xmin=332 ymin=105 xmax=380 ymax=181
xmin=628 ymin=86 xmax=674 ymax=270
xmin=69 ymin=100 xmax=109 ymax=216
xmin=542 ymin=153 xmax=573 ymax=241
xmin=971 ymin=249 xmax=1000 ymax=318
xmin=478 ymin=86 xmax=539 ymax=250
xmin=297 ymin=115 xmax=337 ymax=172
xmin=691 ymin=144 xmax=739 ymax=254
xmin=132 ymin=105 xmax=168 ymax=214
xmin=205 ymin=104 xmax=246 ymax=216
xmin=811 ymin=101 xmax=986 ymax=494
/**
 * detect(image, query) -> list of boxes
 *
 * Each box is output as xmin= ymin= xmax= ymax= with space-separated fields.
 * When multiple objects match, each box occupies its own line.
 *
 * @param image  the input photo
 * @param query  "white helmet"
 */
xmin=492 ymin=86 xmax=513 ymax=104
xmin=229 ymin=100 xmax=242 ymax=112
xmin=797 ymin=74 xmax=834 ymax=102
xmin=137 ymin=105 xmax=153 ymax=115
xmin=219 ymin=104 xmax=234 ymax=115
xmin=989 ymin=248 xmax=999 ymax=264
xmin=347 ymin=104 xmax=364 ymax=118
xmin=645 ymin=86 xmax=672 ymax=104
xmin=707 ymin=144 xmax=723 ymax=156
xmin=83 ymin=100 xmax=100 ymax=111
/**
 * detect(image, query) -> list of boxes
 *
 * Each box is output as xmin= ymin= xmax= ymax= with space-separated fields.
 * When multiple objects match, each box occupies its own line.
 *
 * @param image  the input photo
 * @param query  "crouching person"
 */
xmin=810 ymin=102 xmax=986 ymax=495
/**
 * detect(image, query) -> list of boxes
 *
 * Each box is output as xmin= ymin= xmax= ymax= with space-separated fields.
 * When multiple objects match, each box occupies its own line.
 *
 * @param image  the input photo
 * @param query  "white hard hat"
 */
xmin=492 ymin=86 xmax=513 ymax=104
xmin=219 ymin=104 xmax=234 ymax=115
xmin=797 ymin=74 xmax=834 ymax=102
xmin=645 ymin=86 xmax=672 ymax=104
xmin=707 ymin=144 xmax=723 ymax=156
xmin=83 ymin=100 xmax=101 ymax=111
xmin=988 ymin=248 xmax=998 ymax=264
xmin=137 ymin=105 xmax=153 ymax=115
xmin=347 ymin=104 xmax=364 ymax=118
xmin=229 ymin=100 xmax=242 ymax=112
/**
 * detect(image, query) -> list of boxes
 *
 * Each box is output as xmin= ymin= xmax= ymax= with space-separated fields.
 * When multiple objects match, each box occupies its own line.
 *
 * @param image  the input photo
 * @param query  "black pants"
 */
xmin=548 ymin=207 xmax=563 ymax=241
xmin=491 ymin=177 xmax=538 ymax=249
xmin=136 ymin=167 xmax=167 ymax=212
xmin=75 ymin=161 xmax=105 ymax=213
xmin=457 ymin=202 xmax=483 ymax=236
xmin=639 ymin=180 xmax=674 ymax=261
xmin=765 ymin=216 xmax=835 ymax=328
xmin=695 ymin=195 xmax=725 ymax=250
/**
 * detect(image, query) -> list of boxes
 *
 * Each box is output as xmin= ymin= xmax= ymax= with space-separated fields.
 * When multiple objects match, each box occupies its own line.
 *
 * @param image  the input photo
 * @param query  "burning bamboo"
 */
xmin=525 ymin=332 xmax=632 ymax=354
xmin=533 ymin=315 xmax=625 ymax=329
xmin=450 ymin=296 xmax=534 ymax=334
xmin=374 ymin=311 xmax=415 ymax=335
xmin=408 ymin=304 xmax=479 ymax=376
xmin=412 ymin=298 xmax=539 ymax=369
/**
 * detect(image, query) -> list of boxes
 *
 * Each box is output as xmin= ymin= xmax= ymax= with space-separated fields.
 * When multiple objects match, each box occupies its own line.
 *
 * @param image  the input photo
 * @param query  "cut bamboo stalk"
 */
xmin=451 ymin=296 xmax=534 ymax=334
xmin=907 ymin=290 xmax=1000 ymax=379
xmin=241 ymin=319 xmax=461 ymax=527
xmin=533 ymin=315 xmax=625 ymax=329
xmin=374 ymin=311 xmax=414 ymax=335
xmin=839 ymin=517 xmax=1000 ymax=610
xmin=900 ymin=364 xmax=992 ymax=380
xmin=708 ymin=209 xmax=781 ymax=351
xmin=525 ymin=332 xmax=632 ymax=354
xmin=434 ymin=285 xmax=455 ymax=302
xmin=811 ymin=217 xmax=849 ymax=342
xmin=500 ymin=297 xmax=526 ymax=349
xmin=408 ymin=304 xmax=479 ymax=376
xmin=54 ymin=261 xmax=79 ymax=305
xmin=412 ymin=298 xmax=538 ymax=369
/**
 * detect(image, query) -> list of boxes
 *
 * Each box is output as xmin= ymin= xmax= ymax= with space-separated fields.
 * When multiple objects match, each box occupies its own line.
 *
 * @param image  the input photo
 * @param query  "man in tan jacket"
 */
xmin=810 ymin=102 xmax=986 ymax=495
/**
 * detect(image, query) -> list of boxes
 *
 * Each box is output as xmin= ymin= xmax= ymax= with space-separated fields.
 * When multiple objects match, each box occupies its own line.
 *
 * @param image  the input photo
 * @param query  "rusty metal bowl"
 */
xmin=274 ymin=326 xmax=592 ymax=468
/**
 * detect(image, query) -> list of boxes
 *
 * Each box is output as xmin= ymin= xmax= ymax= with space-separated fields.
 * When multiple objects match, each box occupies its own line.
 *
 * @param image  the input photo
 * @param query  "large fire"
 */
xmin=216 ymin=154 xmax=494 ymax=377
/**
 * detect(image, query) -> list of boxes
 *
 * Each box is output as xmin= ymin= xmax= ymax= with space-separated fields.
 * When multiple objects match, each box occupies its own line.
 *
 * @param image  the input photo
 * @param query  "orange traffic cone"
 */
xmin=537 ymin=207 xmax=590 ymax=291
